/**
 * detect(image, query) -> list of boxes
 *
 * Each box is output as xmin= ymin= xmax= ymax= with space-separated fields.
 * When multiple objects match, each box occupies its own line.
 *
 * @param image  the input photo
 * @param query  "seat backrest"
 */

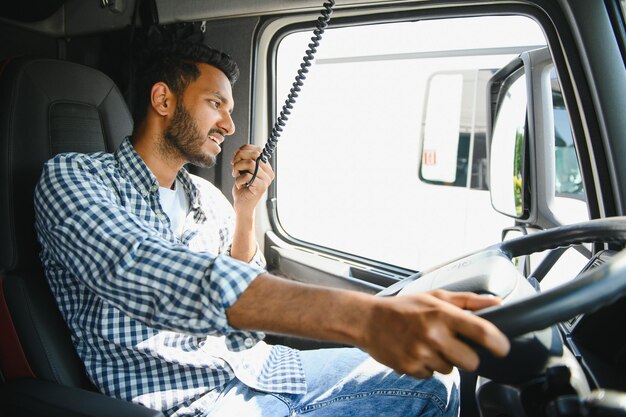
xmin=0 ymin=57 xmax=133 ymax=388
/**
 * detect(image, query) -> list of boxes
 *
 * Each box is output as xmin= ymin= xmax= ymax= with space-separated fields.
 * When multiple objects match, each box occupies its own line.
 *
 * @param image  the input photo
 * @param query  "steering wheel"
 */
xmin=392 ymin=216 xmax=626 ymax=383
xmin=478 ymin=216 xmax=626 ymax=338
xmin=466 ymin=216 xmax=626 ymax=382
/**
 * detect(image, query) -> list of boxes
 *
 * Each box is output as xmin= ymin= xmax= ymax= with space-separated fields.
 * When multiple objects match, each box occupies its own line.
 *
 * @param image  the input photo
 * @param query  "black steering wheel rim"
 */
xmin=498 ymin=217 xmax=626 ymax=260
xmin=476 ymin=216 xmax=626 ymax=339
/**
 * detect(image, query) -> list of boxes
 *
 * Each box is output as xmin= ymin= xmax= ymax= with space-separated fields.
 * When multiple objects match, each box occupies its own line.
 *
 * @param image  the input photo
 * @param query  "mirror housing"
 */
xmin=487 ymin=58 xmax=530 ymax=219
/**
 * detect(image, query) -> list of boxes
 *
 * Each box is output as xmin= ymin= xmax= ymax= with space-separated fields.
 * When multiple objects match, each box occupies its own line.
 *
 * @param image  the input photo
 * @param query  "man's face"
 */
xmin=163 ymin=63 xmax=235 ymax=168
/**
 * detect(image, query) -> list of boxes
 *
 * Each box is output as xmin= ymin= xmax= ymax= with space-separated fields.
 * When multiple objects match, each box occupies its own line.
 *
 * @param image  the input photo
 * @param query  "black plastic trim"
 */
xmin=0 ymin=378 xmax=164 ymax=417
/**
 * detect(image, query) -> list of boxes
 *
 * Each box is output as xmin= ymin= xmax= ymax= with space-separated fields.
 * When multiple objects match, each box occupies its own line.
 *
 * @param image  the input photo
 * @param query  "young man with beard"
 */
xmin=34 ymin=41 xmax=509 ymax=416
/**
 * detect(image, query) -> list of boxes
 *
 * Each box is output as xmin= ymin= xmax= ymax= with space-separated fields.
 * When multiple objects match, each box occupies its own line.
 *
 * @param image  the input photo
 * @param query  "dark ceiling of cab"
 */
xmin=0 ymin=0 xmax=64 ymax=22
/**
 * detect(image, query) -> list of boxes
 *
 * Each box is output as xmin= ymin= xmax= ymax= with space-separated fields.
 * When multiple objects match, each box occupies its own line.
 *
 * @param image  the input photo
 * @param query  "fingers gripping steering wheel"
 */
xmin=392 ymin=216 xmax=626 ymax=382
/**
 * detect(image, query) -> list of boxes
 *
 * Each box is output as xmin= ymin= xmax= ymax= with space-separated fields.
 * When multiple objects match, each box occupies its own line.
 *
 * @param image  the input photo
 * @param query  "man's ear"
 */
xmin=150 ymin=82 xmax=175 ymax=116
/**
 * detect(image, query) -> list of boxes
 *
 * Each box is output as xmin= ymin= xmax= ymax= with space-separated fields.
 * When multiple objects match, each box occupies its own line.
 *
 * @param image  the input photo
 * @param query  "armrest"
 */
xmin=0 ymin=379 xmax=164 ymax=417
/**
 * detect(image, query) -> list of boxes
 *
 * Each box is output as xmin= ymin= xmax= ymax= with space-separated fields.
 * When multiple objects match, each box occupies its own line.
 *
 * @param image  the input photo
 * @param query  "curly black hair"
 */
xmin=132 ymin=30 xmax=239 ymax=123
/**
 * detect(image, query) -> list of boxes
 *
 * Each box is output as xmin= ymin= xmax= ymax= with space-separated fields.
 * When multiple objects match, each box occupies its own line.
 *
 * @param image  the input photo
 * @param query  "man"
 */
xmin=34 ymin=41 xmax=509 ymax=416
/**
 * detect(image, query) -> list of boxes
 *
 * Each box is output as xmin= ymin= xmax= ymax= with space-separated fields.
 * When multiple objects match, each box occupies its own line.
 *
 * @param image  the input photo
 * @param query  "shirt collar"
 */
xmin=115 ymin=137 xmax=159 ymax=197
xmin=175 ymin=166 xmax=203 ymax=211
xmin=115 ymin=137 xmax=206 ymax=221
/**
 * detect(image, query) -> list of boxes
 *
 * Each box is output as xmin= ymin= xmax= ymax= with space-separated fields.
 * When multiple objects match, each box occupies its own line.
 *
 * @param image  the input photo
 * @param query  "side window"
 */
xmin=274 ymin=16 xmax=547 ymax=270
xmin=551 ymin=68 xmax=584 ymax=199
xmin=546 ymin=65 xmax=589 ymax=224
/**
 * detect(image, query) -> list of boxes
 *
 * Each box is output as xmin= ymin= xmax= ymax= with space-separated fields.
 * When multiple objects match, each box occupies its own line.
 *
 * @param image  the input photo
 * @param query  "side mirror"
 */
xmin=419 ymin=72 xmax=465 ymax=185
xmin=488 ymin=61 xmax=529 ymax=218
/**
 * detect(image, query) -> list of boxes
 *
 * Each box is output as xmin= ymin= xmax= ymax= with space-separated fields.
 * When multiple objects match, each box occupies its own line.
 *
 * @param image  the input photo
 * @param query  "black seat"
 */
xmin=0 ymin=57 xmax=162 ymax=416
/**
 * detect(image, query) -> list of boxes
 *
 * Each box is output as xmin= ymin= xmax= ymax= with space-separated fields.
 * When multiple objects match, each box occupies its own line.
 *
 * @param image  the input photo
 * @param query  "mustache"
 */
xmin=207 ymin=128 xmax=225 ymax=137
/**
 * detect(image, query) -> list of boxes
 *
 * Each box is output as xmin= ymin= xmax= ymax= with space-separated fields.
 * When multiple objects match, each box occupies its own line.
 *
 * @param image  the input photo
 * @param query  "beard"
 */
xmin=162 ymin=101 xmax=219 ymax=168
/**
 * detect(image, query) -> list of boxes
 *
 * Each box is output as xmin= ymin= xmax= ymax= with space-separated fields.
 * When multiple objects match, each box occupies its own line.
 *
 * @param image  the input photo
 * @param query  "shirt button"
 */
xmin=244 ymin=338 xmax=254 ymax=348
xmin=151 ymin=184 xmax=159 ymax=192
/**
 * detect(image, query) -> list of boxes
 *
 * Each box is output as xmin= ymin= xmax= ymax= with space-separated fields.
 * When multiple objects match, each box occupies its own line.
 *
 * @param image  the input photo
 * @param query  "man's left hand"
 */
xmin=231 ymin=144 xmax=275 ymax=215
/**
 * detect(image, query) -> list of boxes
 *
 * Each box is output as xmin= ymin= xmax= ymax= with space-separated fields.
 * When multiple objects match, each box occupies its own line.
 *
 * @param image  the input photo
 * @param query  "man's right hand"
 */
xmin=227 ymin=275 xmax=509 ymax=378
xmin=361 ymin=290 xmax=509 ymax=378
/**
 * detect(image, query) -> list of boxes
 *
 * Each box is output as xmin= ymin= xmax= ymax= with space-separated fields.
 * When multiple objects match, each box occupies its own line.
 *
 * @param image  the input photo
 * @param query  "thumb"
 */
xmin=430 ymin=290 xmax=503 ymax=312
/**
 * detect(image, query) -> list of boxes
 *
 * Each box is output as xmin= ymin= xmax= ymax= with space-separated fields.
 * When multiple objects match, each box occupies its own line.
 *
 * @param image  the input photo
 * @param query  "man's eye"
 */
xmin=208 ymin=99 xmax=221 ymax=108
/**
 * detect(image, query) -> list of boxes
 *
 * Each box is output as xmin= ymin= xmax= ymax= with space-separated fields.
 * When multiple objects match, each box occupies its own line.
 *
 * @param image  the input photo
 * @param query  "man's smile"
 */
xmin=208 ymin=133 xmax=224 ymax=146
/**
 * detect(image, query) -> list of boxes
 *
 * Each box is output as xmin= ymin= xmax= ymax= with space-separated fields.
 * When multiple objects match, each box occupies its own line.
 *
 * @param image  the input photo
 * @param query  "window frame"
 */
xmin=254 ymin=3 xmax=599 ymax=275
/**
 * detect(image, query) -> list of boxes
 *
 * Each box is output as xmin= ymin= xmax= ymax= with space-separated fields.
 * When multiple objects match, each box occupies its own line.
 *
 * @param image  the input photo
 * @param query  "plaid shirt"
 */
xmin=34 ymin=138 xmax=306 ymax=416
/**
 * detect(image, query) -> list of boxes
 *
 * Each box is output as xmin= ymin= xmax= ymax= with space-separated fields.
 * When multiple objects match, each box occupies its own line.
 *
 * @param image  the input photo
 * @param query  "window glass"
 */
xmin=547 ymin=66 xmax=589 ymax=224
xmin=274 ymin=16 xmax=547 ymax=270
xmin=550 ymin=67 xmax=584 ymax=198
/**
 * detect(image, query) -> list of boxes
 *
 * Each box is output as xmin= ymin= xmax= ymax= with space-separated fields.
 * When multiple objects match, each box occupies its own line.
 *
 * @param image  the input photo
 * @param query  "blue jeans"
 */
xmin=204 ymin=348 xmax=459 ymax=416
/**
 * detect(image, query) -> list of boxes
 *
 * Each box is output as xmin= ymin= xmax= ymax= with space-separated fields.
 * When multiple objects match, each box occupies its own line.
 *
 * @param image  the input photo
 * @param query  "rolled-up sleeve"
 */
xmin=208 ymin=255 xmax=266 ymax=350
xmin=34 ymin=154 xmax=265 ymax=346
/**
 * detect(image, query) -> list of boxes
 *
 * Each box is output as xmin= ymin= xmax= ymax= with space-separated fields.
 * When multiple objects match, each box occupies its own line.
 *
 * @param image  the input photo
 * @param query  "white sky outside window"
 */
xmin=274 ymin=16 xmax=547 ymax=270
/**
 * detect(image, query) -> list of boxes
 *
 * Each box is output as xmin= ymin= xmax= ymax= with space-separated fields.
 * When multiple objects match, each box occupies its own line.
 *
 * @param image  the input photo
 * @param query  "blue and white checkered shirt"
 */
xmin=34 ymin=138 xmax=306 ymax=416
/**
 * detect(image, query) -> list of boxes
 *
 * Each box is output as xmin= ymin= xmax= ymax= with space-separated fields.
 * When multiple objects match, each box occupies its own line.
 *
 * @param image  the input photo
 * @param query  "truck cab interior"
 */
xmin=1 ymin=1 xmax=625 ymax=416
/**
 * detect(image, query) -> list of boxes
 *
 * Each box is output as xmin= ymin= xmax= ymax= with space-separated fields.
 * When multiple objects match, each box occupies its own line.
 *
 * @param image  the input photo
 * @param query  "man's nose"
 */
xmin=218 ymin=111 xmax=235 ymax=136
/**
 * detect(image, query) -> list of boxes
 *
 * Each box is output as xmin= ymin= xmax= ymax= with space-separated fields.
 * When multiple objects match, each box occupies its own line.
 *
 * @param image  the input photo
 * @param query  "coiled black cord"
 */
xmin=244 ymin=0 xmax=336 ymax=188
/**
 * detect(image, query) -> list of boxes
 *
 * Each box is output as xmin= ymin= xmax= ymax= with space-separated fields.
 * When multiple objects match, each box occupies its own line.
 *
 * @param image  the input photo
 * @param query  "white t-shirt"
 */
xmin=159 ymin=179 xmax=190 ymax=238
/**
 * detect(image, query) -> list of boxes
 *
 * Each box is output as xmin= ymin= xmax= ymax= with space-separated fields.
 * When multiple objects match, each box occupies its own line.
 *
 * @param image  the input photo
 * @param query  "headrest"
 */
xmin=0 ymin=58 xmax=133 ymax=271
